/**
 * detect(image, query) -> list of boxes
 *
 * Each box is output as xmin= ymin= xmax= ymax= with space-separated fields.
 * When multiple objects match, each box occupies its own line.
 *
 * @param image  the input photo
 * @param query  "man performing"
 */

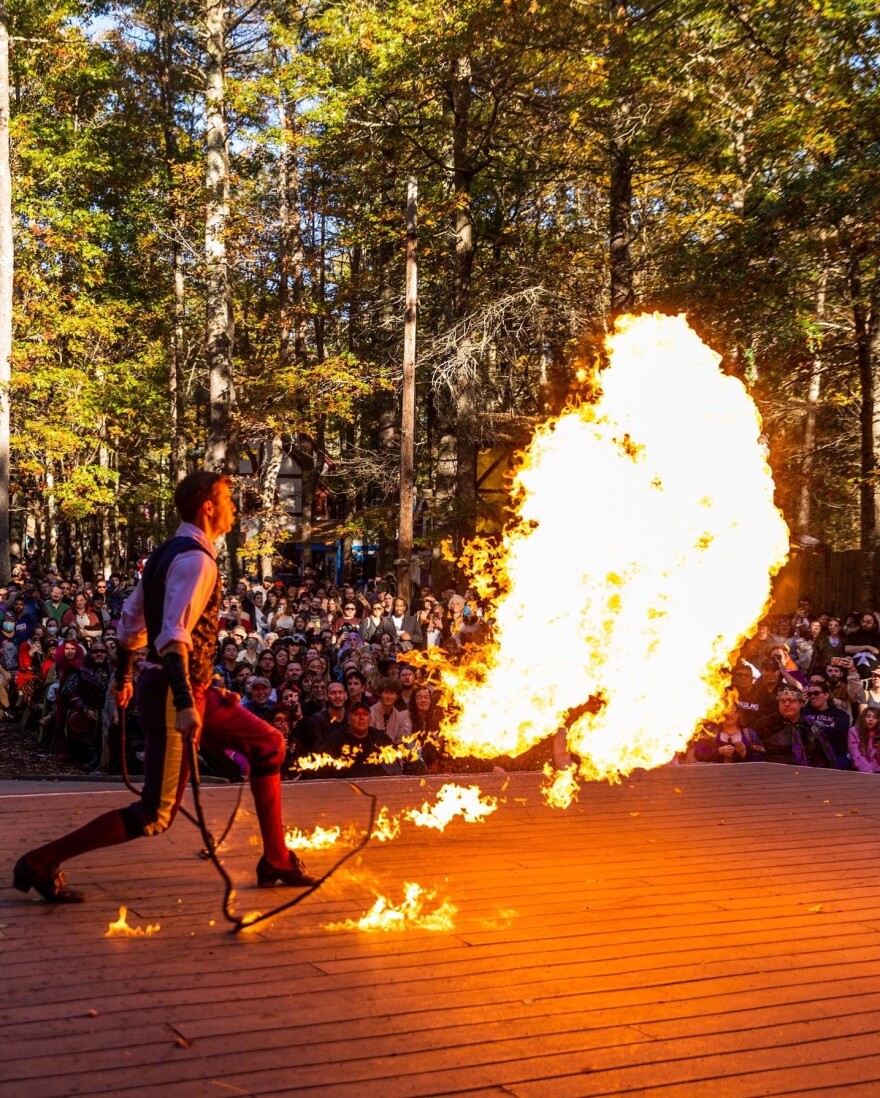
xmin=13 ymin=471 xmax=318 ymax=903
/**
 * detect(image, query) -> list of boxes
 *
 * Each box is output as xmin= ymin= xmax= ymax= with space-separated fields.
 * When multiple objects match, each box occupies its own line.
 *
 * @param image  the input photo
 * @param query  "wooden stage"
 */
xmin=2 ymin=764 xmax=880 ymax=1098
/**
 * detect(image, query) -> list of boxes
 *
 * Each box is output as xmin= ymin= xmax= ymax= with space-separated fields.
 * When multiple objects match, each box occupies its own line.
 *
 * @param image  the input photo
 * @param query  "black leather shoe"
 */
xmin=256 ymin=854 xmax=320 ymax=889
xmin=13 ymin=856 xmax=85 ymax=903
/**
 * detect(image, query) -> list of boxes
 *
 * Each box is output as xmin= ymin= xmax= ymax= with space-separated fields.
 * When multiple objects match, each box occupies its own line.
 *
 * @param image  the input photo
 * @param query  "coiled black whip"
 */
xmin=120 ymin=703 xmax=378 ymax=934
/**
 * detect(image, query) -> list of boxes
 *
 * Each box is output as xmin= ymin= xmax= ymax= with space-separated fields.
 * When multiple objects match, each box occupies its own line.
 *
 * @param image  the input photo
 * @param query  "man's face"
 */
xmin=348 ymin=708 xmax=371 ymax=737
xmin=778 ymin=695 xmax=802 ymax=720
xmin=252 ymin=683 xmax=272 ymax=705
xmin=39 ymin=580 xmax=50 ymax=597
xmin=96 ymin=580 xmax=108 ymax=595
xmin=206 ymin=481 xmax=237 ymax=537
xmin=51 ymin=586 xmax=62 ymax=602
xmin=393 ymin=598 xmax=406 ymax=616
xmin=286 ymin=662 xmax=302 ymax=681
xmin=380 ymin=688 xmax=397 ymax=708
xmin=236 ymin=581 xmax=247 ymax=597
xmin=61 ymin=582 xmax=71 ymax=596
xmin=399 ymin=667 xmax=414 ymax=687
xmin=346 ymin=677 xmax=364 ymax=701
xmin=235 ymin=666 xmax=250 ymax=686
xmin=223 ymin=643 xmax=238 ymax=661
xmin=825 ymin=665 xmax=843 ymax=683
xmin=327 ymin=683 xmax=346 ymax=709
xmin=731 ymin=669 xmax=753 ymax=691
xmin=12 ymin=599 xmax=24 ymax=617
xmin=311 ymin=682 xmax=327 ymax=703
xmin=806 ymin=684 xmax=829 ymax=709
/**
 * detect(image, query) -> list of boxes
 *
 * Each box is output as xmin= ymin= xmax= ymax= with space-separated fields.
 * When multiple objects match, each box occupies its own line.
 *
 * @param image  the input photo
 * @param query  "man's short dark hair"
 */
xmin=173 ymin=471 xmax=229 ymax=523
xmin=377 ymin=676 xmax=401 ymax=696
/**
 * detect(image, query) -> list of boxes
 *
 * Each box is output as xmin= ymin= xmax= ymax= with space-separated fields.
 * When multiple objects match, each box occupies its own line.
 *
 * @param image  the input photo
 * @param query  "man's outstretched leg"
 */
xmin=14 ymin=675 xmax=192 ymax=903
xmin=14 ymin=808 xmax=146 ymax=903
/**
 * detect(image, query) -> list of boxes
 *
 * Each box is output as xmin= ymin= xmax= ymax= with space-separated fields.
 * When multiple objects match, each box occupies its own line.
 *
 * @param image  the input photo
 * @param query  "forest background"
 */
xmin=0 ymin=0 xmax=877 ymax=597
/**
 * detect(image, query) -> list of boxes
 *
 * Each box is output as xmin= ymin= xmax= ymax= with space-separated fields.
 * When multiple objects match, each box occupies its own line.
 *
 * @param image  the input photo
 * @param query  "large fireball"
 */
xmin=439 ymin=313 xmax=789 ymax=785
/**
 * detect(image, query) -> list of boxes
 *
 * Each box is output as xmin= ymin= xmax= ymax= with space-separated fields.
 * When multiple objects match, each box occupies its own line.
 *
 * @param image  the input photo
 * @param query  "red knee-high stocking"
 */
xmin=27 ymin=808 xmax=142 ymax=868
xmin=249 ymin=771 xmax=289 ymax=867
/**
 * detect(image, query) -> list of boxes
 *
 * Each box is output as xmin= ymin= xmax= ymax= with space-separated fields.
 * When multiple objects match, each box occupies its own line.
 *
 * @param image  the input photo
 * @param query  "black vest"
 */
xmin=142 ymin=536 xmax=222 ymax=685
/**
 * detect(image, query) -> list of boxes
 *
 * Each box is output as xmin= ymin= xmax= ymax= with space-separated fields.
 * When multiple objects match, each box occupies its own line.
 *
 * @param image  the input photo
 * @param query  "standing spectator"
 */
xmin=844 ymin=611 xmax=880 ymax=674
xmin=382 ymin=597 xmax=423 ymax=652
xmin=43 ymin=585 xmax=69 ymax=625
xmin=61 ymin=594 xmax=102 ymax=641
xmin=359 ymin=601 xmax=386 ymax=645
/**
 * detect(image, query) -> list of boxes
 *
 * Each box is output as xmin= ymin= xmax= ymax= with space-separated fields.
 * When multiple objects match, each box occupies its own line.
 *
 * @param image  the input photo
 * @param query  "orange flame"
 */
xmin=371 ymin=806 xmax=402 ymax=843
xmin=105 ymin=906 xmax=160 ymax=937
xmin=324 ymin=883 xmax=456 ymax=932
xmin=406 ymin=784 xmax=498 ymax=829
xmin=285 ymin=824 xmax=343 ymax=851
xmin=438 ymin=314 xmax=789 ymax=784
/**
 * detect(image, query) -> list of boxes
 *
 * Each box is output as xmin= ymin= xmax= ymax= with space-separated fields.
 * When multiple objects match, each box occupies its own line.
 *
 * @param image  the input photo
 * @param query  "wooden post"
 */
xmin=0 ymin=5 xmax=11 ymax=583
xmin=397 ymin=177 xmax=418 ymax=603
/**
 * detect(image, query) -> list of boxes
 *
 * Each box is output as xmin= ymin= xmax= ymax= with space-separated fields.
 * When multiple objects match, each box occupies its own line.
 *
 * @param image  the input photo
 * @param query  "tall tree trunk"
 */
xmin=259 ymin=434 xmax=284 ymax=578
xmin=397 ymin=177 xmax=418 ymax=603
xmin=99 ymin=441 xmax=112 ymax=577
xmin=608 ymin=0 xmax=634 ymax=317
xmin=203 ymin=0 xmax=239 ymax=580
xmin=157 ymin=10 xmax=187 ymax=485
xmin=797 ymin=257 xmax=828 ymax=535
xmin=0 ymin=6 xmax=12 ymax=584
xmin=204 ymin=0 xmax=235 ymax=474
xmin=448 ymin=54 xmax=477 ymax=541
xmin=278 ymin=88 xmax=307 ymax=369
xmin=45 ymin=464 xmax=57 ymax=566
xmin=850 ymin=249 xmax=880 ymax=603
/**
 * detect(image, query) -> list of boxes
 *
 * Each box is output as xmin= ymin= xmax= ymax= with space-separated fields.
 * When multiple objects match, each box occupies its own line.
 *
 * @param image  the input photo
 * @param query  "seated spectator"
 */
xmin=802 ymin=678 xmax=850 ymax=768
xmin=0 ymin=617 xmax=18 ymax=717
xmin=760 ymin=687 xmax=835 ymax=767
xmin=323 ymin=700 xmax=400 ymax=778
xmin=241 ymin=676 xmax=275 ymax=721
xmin=730 ymin=661 xmax=758 ymax=724
xmin=215 ymin=640 xmax=241 ymax=690
xmin=370 ymin=677 xmax=413 ymax=745
xmin=303 ymin=678 xmax=327 ymax=717
xmin=396 ymin=663 xmax=417 ymax=710
xmin=848 ymin=706 xmax=880 ymax=774
xmin=308 ymin=680 xmax=348 ymax=746
xmin=693 ymin=703 xmax=765 ymax=763
xmin=860 ymin=668 xmax=880 ymax=712
xmin=408 ymin=685 xmax=444 ymax=769
xmin=752 ymin=657 xmax=801 ymax=737
xmin=256 ymin=647 xmax=280 ymax=687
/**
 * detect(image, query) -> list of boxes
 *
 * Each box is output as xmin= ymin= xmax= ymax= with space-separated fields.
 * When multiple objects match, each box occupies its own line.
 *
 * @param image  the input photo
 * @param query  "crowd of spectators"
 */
xmin=0 ymin=562 xmax=489 ymax=780
xmin=2 ymin=568 xmax=878 ymax=780
xmin=693 ymin=597 xmax=880 ymax=773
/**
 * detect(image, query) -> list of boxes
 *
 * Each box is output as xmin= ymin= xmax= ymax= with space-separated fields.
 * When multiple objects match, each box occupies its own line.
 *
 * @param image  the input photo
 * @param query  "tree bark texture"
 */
xmin=397 ymin=177 xmax=418 ymax=602
xmin=850 ymin=250 xmax=880 ymax=603
xmin=204 ymin=0 xmax=236 ymax=475
xmin=450 ymin=54 xmax=477 ymax=538
xmin=608 ymin=0 xmax=634 ymax=317
xmin=797 ymin=260 xmax=828 ymax=535
xmin=278 ymin=90 xmax=307 ymax=369
xmin=157 ymin=9 xmax=188 ymax=485
xmin=0 ymin=6 xmax=12 ymax=583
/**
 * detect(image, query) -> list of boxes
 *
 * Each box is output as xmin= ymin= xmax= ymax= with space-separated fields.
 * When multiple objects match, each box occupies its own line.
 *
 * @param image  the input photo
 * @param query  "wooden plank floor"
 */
xmin=1 ymin=764 xmax=880 ymax=1098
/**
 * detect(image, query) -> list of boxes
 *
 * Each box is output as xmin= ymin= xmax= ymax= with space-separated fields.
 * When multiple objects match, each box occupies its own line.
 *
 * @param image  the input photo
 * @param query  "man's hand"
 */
xmin=176 ymin=706 xmax=202 ymax=745
xmin=112 ymin=681 xmax=133 ymax=709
